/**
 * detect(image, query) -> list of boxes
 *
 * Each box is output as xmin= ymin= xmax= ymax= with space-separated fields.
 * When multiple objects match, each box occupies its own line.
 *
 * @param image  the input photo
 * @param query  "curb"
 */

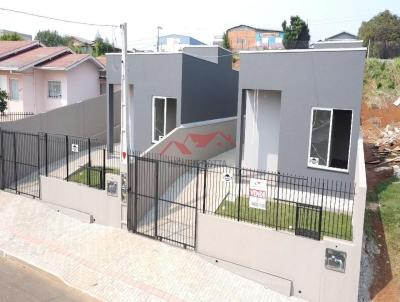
xmin=0 ymin=248 xmax=104 ymax=301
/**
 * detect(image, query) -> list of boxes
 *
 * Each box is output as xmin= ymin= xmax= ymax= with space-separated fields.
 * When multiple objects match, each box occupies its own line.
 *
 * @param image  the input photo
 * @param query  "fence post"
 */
xmin=13 ymin=132 xmax=17 ymax=193
xmin=276 ymin=172 xmax=281 ymax=231
xmin=194 ymin=164 xmax=200 ymax=248
xmin=319 ymin=180 xmax=325 ymax=240
xmin=154 ymin=160 xmax=159 ymax=238
xmin=237 ymin=167 xmax=242 ymax=221
xmin=87 ymin=138 xmax=91 ymax=187
xmin=102 ymin=148 xmax=106 ymax=190
xmin=65 ymin=135 xmax=69 ymax=181
xmin=202 ymin=161 xmax=207 ymax=214
xmin=37 ymin=134 xmax=40 ymax=198
xmin=0 ymin=130 xmax=3 ymax=190
xmin=133 ymin=156 xmax=138 ymax=232
xmin=45 ymin=133 xmax=48 ymax=177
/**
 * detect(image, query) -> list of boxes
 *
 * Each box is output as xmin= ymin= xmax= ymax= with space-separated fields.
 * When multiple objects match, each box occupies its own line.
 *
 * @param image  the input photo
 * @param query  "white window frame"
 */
xmin=9 ymin=78 xmax=19 ymax=101
xmin=48 ymin=80 xmax=62 ymax=99
xmin=151 ymin=96 xmax=174 ymax=143
xmin=307 ymin=107 xmax=353 ymax=173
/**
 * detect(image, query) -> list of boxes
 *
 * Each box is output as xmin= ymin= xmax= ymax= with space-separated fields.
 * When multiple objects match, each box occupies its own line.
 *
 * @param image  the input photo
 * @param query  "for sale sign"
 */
xmin=249 ymin=178 xmax=267 ymax=210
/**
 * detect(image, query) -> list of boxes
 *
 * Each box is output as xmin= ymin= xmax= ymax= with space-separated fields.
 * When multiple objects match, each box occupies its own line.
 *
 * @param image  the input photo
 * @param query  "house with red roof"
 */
xmin=0 ymin=40 xmax=104 ymax=113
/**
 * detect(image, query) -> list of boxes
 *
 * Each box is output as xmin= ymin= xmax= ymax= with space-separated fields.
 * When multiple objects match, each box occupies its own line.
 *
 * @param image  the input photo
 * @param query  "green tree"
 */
xmin=35 ymin=30 xmax=67 ymax=46
xmin=92 ymin=33 xmax=117 ymax=57
xmin=222 ymin=32 xmax=231 ymax=50
xmin=282 ymin=16 xmax=310 ymax=49
xmin=358 ymin=10 xmax=400 ymax=59
xmin=0 ymin=89 xmax=8 ymax=115
xmin=0 ymin=32 xmax=23 ymax=41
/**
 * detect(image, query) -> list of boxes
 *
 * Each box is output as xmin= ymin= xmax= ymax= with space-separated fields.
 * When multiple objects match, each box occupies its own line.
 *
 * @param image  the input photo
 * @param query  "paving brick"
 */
xmin=0 ymin=192 xmax=306 ymax=302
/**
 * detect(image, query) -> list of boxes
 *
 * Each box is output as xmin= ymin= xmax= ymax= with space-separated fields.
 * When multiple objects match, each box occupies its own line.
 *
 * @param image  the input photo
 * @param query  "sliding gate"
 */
xmin=128 ymin=155 xmax=200 ymax=249
xmin=0 ymin=130 xmax=40 ymax=198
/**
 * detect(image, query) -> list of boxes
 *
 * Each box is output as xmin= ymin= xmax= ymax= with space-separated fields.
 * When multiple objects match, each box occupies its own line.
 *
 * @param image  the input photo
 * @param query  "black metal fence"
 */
xmin=202 ymin=163 xmax=355 ymax=241
xmin=0 ymin=112 xmax=34 ymax=122
xmin=0 ymin=129 xmax=355 ymax=244
xmin=127 ymin=153 xmax=355 ymax=246
xmin=0 ymin=129 xmax=120 ymax=197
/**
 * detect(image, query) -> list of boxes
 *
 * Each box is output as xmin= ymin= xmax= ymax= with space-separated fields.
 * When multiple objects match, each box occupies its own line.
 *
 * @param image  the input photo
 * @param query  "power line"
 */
xmin=0 ymin=7 xmax=118 ymax=28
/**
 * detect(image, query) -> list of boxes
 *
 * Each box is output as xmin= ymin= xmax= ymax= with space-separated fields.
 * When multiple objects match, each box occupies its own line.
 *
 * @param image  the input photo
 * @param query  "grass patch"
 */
xmin=376 ymin=178 xmax=400 ymax=277
xmin=215 ymin=197 xmax=353 ymax=241
xmin=68 ymin=166 xmax=120 ymax=188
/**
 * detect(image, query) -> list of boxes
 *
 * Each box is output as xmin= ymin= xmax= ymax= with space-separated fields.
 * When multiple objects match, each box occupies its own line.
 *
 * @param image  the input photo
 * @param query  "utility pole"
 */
xmin=120 ymin=22 xmax=129 ymax=205
xmin=156 ymin=26 xmax=162 ymax=52
xmin=367 ymin=39 xmax=371 ymax=59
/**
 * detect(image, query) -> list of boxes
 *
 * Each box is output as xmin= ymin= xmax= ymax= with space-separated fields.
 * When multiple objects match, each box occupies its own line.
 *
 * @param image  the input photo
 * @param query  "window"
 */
xmin=9 ymin=79 xmax=19 ymax=100
xmin=152 ymin=96 xmax=177 ymax=143
xmin=48 ymin=81 xmax=62 ymax=98
xmin=308 ymin=108 xmax=352 ymax=171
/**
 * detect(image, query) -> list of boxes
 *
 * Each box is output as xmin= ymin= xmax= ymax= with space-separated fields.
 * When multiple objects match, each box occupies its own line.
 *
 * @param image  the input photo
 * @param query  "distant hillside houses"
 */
xmin=226 ymin=25 xmax=284 ymax=51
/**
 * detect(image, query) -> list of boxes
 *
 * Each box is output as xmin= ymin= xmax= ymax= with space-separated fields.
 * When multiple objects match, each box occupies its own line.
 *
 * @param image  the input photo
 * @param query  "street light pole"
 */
xmin=156 ymin=26 xmax=162 ymax=52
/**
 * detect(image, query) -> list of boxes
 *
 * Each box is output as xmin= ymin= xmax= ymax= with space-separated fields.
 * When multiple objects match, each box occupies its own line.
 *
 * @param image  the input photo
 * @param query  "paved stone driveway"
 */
xmin=0 ymin=192 xmax=306 ymax=302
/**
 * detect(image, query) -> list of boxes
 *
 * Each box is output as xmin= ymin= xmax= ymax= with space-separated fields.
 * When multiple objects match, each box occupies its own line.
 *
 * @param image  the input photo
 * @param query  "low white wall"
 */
xmin=198 ymin=214 xmax=359 ymax=302
xmin=40 ymin=176 xmax=121 ymax=228
xmin=197 ymin=137 xmax=367 ymax=302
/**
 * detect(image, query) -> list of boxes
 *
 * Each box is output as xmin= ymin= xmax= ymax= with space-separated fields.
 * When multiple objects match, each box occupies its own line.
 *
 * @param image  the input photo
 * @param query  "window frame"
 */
xmin=48 ymin=80 xmax=62 ymax=99
xmin=9 ymin=78 xmax=20 ymax=101
xmin=152 ymin=96 xmax=177 ymax=143
xmin=307 ymin=107 xmax=353 ymax=173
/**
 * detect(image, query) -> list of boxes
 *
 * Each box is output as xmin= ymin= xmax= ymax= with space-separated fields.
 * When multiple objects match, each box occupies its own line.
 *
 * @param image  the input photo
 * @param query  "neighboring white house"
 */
xmin=0 ymin=40 xmax=104 ymax=114
xmin=158 ymin=34 xmax=205 ymax=52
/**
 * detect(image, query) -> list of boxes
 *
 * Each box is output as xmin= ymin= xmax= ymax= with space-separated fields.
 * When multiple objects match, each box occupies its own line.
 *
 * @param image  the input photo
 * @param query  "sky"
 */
xmin=0 ymin=0 xmax=399 ymax=50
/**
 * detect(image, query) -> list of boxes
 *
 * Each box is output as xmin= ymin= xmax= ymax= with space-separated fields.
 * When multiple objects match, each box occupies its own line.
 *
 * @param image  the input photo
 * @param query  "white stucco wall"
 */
xmin=40 ymin=175 xmax=122 ymax=228
xmin=67 ymin=60 xmax=100 ymax=104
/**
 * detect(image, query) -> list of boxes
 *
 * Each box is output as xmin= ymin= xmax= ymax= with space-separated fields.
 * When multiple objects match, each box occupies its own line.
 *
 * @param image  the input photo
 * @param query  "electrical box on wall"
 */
xmin=325 ymin=248 xmax=346 ymax=273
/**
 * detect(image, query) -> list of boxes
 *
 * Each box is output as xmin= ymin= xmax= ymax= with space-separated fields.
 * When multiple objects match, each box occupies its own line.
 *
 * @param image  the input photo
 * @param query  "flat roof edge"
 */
xmin=240 ymin=47 xmax=367 ymax=54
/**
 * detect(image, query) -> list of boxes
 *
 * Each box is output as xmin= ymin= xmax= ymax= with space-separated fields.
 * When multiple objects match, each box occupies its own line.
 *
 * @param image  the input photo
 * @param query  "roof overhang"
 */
xmin=0 ymin=41 xmax=40 ymax=61
xmin=35 ymin=55 xmax=105 ymax=71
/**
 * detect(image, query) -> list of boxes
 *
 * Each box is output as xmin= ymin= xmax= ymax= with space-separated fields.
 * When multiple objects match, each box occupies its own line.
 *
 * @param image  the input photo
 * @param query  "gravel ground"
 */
xmin=358 ymin=234 xmax=379 ymax=302
xmin=0 ymin=192 xmax=306 ymax=302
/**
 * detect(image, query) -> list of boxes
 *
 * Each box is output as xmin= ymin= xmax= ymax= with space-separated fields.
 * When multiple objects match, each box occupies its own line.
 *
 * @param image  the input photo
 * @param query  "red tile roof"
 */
xmin=38 ymin=54 xmax=104 ymax=70
xmin=0 ymin=47 xmax=71 ymax=70
xmin=0 ymin=40 xmax=39 ymax=59
xmin=96 ymin=55 xmax=106 ymax=67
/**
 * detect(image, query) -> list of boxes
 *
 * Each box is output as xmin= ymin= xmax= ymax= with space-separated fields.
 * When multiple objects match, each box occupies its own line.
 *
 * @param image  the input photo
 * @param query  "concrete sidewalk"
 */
xmin=0 ymin=192 xmax=305 ymax=302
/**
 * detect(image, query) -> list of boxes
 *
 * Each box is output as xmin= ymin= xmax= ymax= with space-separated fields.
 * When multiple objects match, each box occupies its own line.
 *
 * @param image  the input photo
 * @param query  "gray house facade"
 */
xmin=106 ymin=46 xmax=238 ymax=152
xmin=236 ymin=48 xmax=366 ymax=183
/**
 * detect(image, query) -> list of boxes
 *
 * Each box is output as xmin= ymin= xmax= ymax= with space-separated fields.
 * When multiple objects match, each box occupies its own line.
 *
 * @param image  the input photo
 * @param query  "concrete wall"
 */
xmin=1 ymin=92 xmax=121 ymax=145
xmin=312 ymin=41 xmax=364 ymax=49
xmin=237 ymin=48 xmax=366 ymax=183
xmin=40 ymin=176 xmax=121 ymax=228
xmin=197 ymin=136 xmax=367 ymax=302
xmin=144 ymin=117 xmax=236 ymax=159
xmin=181 ymin=47 xmax=238 ymax=124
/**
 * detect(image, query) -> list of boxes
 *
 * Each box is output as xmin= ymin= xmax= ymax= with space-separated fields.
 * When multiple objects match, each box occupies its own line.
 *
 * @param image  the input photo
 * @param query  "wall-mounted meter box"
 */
xmin=325 ymin=248 xmax=346 ymax=273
